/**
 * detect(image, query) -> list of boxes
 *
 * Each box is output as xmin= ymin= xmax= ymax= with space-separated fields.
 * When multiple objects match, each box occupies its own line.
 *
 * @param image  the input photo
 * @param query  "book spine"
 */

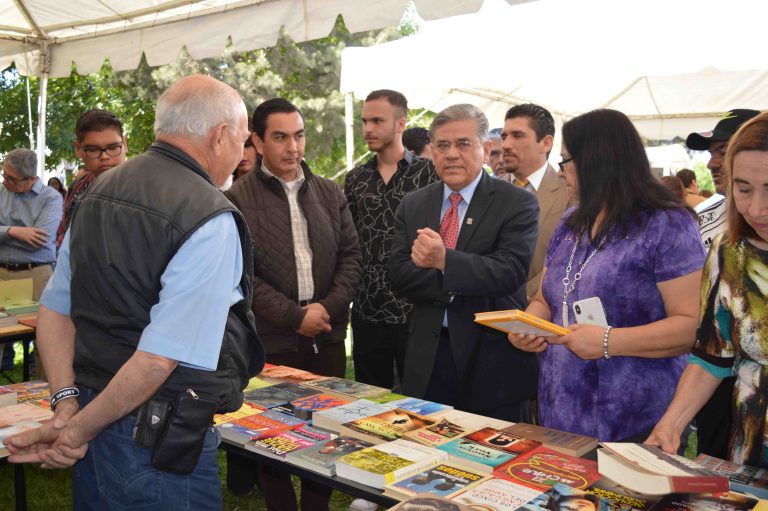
xmin=387 ymin=455 xmax=446 ymax=485
xmin=669 ymin=476 xmax=730 ymax=494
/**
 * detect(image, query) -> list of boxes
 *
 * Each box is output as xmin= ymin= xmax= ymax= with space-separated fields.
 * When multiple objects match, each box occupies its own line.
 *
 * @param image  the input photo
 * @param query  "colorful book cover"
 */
xmin=243 ymin=382 xmax=321 ymax=409
xmin=0 ymin=384 xmax=17 ymax=406
xmin=368 ymin=392 xmax=408 ymax=404
xmin=213 ymin=401 xmax=264 ymax=426
xmin=5 ymin=380 xmax=49 ymax=405
xmin=304 ymin=377 xmax=388 ymax=399
xmin=514 ymin=482 xmax=653 ymax=511
xmin=385 ymin=463 xmax=491 ymax=500
xmin=453 ymin=478 xmax=544 ymax=510
xmin=341 ymin=408 xmax=435 ymax=443
xmin=258 ymin=365 xmax=329 ymax=384
xmin=404 ymin=411 xmax=506 ymax=448
xmin=586 ymin=477 xmax=660 ymax=511
xmin=438 ymin=436 xmax=518 ymax=472
xmin=247 ymin=425 xmax=332 ymax=459
xmin=218 ymin=409 xmax=305 ymax=445
xmin=650 ymin=492 xmax=758 ymax=511
xmin=286 ymin=436 xmax=374 ymax=476
xmin=695 ymin=453 xmax=768 ymax=499
xmin=289 ymin=393 xmax=350 ymax=421
xmin=494 ymin=445 xmax=600 ymax=491
xmin=312 ymin=399 xmax=395 ymax=432
xmin=503 ymin=423 xmax=598 ymax=457
xmin=0 ymin=402 xmax=52 ymax=428
xmin=387 ymin=397 xmax=453 ymax=416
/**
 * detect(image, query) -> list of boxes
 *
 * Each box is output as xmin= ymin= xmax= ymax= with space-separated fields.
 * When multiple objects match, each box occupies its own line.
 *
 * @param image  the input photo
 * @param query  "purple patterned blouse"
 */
xmin=540 ymin=207 xmax=706 ymax=441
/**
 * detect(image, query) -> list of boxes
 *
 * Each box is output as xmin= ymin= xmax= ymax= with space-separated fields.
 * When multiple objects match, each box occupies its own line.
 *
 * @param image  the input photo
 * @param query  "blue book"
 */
xmin=387 ymin=397 xmax=452 ymax=417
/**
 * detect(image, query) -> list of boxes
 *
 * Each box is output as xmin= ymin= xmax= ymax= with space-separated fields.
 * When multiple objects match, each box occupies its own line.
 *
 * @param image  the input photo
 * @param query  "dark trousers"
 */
xmin=424 ymin=328 xmax=530 ymax=423
xmin=226 ymin=339 xmax=346 ymax=506
xmin=695 ymin=377 xmax=735 ymax=458
xmin=351 ymin=314 xmax=409 ymax=389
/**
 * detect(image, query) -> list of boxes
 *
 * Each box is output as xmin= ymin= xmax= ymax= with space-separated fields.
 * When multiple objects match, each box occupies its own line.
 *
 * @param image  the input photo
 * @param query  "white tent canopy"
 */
xmin=341 ymin=0 xmax=768 ymax=166
xmin=0 ymin=0 xmax=484 ymax=172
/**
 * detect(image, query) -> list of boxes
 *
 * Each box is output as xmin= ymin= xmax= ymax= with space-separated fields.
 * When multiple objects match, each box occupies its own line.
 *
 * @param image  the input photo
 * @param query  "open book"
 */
xmin=474 ymin=309 xmax=570 ymax=336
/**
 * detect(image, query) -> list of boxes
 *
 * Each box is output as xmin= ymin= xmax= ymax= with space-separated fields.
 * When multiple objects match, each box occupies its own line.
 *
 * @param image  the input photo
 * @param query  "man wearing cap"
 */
xmin=684 ymin=108 xmax=761 ymax=459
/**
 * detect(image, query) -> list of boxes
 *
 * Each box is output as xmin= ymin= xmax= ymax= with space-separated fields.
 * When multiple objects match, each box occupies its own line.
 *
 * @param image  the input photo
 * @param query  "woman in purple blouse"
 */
xmin=509 ymin=109 xmax=706 ymax=442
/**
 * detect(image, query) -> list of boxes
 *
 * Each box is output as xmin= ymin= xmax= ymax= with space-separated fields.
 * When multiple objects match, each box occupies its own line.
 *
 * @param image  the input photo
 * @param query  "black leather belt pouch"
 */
xmin=150 ymin=389 xmax=217 ymax=475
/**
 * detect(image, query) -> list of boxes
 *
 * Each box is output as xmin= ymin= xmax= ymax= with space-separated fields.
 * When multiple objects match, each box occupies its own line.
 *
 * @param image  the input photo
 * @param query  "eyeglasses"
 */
xmin=557 ymin=157 xmax=574 ymax=172
xmin=82 ymin=143 xmax=123 ymax=159
xmin=2 ymin=173 xmax=32 ymax=185
xmin=432 ymin=139 xmax=480 ymax=155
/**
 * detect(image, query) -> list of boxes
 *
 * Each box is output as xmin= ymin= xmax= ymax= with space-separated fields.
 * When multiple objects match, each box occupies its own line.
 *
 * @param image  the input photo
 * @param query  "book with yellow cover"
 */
xmin=474 ymin=309 xmax=570 ymax=337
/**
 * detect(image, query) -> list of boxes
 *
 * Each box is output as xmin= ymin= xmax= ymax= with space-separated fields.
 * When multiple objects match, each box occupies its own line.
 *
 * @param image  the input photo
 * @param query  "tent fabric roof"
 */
xmin=0 ymin=0 xmax=484 ymax=77
xmin=341 ymin=0 xmax=768 ymax=140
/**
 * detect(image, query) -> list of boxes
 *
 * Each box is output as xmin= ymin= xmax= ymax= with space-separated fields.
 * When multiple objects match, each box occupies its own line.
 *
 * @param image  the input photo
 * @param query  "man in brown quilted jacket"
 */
xmin=225 ymin=98 xmax=362 ymax=511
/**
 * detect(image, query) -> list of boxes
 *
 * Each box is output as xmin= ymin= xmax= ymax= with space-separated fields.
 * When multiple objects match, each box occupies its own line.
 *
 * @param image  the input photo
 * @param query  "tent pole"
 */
xmin=25 ymin=75 xmax=34 ymax=149
xmin=35 ymin=41 xmax=50 ymax=177
xmin=344 ymin=91 xmax=354 ymax=171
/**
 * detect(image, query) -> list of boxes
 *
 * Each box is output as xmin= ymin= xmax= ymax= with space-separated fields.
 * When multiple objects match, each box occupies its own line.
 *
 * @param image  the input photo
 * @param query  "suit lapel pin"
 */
xmin=466 ymin=218 xmax=473 ymax=225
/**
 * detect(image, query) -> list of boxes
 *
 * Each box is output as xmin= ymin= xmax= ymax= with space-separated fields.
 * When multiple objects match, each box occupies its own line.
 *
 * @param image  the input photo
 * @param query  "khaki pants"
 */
xmin=0 ymin=264 xmax=53 ymax=380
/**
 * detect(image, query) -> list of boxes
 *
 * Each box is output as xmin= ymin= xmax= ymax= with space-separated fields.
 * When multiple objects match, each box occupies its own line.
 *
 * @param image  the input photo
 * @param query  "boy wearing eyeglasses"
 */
xmin=56 ymin=109 xmax=127 ymax=247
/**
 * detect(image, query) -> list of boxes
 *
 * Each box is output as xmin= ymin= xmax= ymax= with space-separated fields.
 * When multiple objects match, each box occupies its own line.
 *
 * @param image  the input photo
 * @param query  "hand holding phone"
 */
xmin=572 ymin=297 xmax=608 ymax=328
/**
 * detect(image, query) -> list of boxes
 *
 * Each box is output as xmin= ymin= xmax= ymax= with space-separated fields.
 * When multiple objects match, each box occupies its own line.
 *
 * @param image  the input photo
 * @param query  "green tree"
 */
xmin=692 ymin=161 xmax=715 ymax=193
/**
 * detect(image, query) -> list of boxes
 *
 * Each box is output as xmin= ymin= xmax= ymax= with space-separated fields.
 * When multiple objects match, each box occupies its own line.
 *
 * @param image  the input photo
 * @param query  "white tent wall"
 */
xmin=0 ymin=0 xmax=484 ymax=173
xmin=340 ymin=0 xmax=768 ymax=169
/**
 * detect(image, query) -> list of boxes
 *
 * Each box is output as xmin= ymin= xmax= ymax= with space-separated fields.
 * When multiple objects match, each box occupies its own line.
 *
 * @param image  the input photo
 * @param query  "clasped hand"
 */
xmin=297 ymin=302 xmax=331 ymax=337
xmin=5 ymin=399 xmax=89 ymax=468
xmin=411 ymin=228 xmax=446 ymax=270
xmin=508 ymin=323 xmax=607 ymax=360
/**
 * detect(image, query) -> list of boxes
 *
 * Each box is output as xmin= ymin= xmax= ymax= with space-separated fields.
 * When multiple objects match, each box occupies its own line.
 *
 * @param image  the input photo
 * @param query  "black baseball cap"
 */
xmin=686 ymin=109 xmax=761 ymax=150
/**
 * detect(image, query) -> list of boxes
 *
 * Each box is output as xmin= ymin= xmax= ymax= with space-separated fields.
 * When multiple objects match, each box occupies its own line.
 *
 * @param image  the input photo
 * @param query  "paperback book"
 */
xmin=217 ymin=409 xmax=305 ymax=445
xmin=312 ymin=399 xmax=396 ymax=433
xmin=0 ymin=402 xmax=52 ymax=428
xmin=502 ymin=422 xmax=598 ymax=457
xmin=5 ymin=380 xmax=49 ymax=406
xmin=585 ymin=477 xmax=660 ymax=511
xmin=386 ymin=397 xmax=453 ymax=417
xmin=243 ymin=382 xmax=321 ymax=410
xmin=257 ymin=365 xmax=330 ymax=385
xmin=289 ymin=393 xmax=350 ymax=421
xmin=0 ymin=420 xmax=44 ymax=458
xmin=0 ymin=384 xmax=17 ymax=406
xmin=597 ymin=443 xmax=729 ymax=495
xmin=214 ymin=401 xmax=265 ymax=427
xmin=388 ymin=495 xmax=475 ymax=510
xmin=694 ymin=454 xmax=768 ymax=499
xmin=383 ymin=462 xmax=491 ymax=500
xmin=452 ymin=478 xmax=544 ymax=511
xmin=650 ymin=492 xmax=758 ymax=511
xmin=474 ymin=309 xmax=570 ymax=336
xmin=404 ymin=411 xmax=500 ymax=448
xmin=286 ymin=436 xmax=375 ymax=476
xmin=246 ymin=425 xmax=333 ymax=460
xmin=340 ymin=408 xmax=435 ymax=444
xmin=335 ymin=438 xmax=448 ymax=489
xmin=303 ymin=377 xmax=389 ymax=400
xmin=437 ymin=427 xmax=541 ymax=473
xmin=494 ymin=445 xmax=600 ymax=491
xmin=515 ymin=482 xmax=653 ymax=511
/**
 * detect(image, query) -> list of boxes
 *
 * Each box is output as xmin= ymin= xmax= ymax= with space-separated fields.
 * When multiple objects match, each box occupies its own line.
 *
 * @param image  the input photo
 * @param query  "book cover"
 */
xmin=474 ymin=309 xmax=570 ymax=336
xmin=694 ymin=453 xmax=768 ymax=499
xmin=0 ymin=384 xmax=17 ymax=406
xmin=0 ymin=402 xmax=52 ymax=428
xmin=452 ymin=478 xmax=544 ymax=511
xmin=335 ymin=439 xmax=447 ymax=488
xmin=494 ymin=445 xmax=600 ymax=491
xmin=303 ymin=377 xmax=389 ymax=399
xmin=286 ymin=436 xmax=374 ymax=476
xmin=289 ymin=393 xmax=350 ymax=421
xmin=513 ymin=482 xmax=656 ymax=511
xmin=5 ymin=380 xmax=49 ymax=405
xmin=368 ymin=392 xmax=408 ymax=404
xmin=586 ymin=477 xmax=660 ymax=511
xmin=388 ymin=494 xmax=475 ymax=510
xmin=503 ymin=423 xmax=598 ymax=457
xmin=246 ymin=425 xmax=332 ymax=460
xmin=243 ymin=382 xmax=321 ymax=409
xmin=404 ymin=410 xmax=509 ymax=448
xmin=217 ymin=409 xmax=305 ymax=445
xmin=650 ymin=492 xmax=758 ymax=511
xmin=213 ymin=401 xmax=265 ymax=426
xmin=384 ymin=463 xmax=491 ymax=500
xmin=312 ymin=399 xmax=396 ymax=433
xmin=598 ymin=443 xmax=729 ymax=495
xmin=387 ymin=397 xmax=453 ymax=417
xmin=244 ymin=376 xmax=274 ymax=392
xmin=0 ymin=420 xmax=44 ymax=458
xmin=340 ymin=408 xmax=436 ymax=444
xmin=438 ymin=427 xmax=542 ymax=473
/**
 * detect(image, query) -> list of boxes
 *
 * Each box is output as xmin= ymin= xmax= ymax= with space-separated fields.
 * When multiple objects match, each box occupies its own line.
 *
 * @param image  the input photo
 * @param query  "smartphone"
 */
xmin=572 ymin=297 xmax=608 ymax=327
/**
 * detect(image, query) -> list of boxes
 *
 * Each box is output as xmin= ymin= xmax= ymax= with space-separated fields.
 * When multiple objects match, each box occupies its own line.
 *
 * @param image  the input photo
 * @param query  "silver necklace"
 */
xmin=561 ymin=229 xmax=610 ymax=327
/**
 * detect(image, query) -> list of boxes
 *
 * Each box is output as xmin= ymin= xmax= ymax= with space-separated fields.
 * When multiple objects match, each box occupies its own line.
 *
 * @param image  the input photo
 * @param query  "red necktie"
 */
xmin=440 ymin=192 xmax=462 ymax=250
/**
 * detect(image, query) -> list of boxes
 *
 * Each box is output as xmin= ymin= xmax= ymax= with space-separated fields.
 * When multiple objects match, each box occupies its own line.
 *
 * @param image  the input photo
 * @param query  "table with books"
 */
xmin=216 ymin=364 xmax=768 ymax=511
xmin=0 ymin=319 xmax=36 ymax=383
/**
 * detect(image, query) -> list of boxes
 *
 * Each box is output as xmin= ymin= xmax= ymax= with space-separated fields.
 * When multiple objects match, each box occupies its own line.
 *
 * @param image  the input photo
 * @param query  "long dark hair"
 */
xmin=562 ymin=109 xmax=685 ymax=243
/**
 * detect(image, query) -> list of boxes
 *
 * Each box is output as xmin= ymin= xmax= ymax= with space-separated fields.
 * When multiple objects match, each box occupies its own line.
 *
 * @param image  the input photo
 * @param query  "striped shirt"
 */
xmin=0 ymin=178 xmax=62 ymax=264
xmin=261 ymin=164 xmax=314 ymax=301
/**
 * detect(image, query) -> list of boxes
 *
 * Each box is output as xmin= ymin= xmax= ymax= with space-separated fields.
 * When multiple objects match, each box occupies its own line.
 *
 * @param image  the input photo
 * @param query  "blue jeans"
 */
xmin=72 ymin=387 xmax=222 ymax=510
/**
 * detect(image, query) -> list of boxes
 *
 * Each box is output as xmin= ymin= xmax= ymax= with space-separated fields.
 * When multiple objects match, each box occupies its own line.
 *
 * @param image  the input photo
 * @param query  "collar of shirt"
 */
xmin=261 ymin=163 xmax=305 ymax=193
xmin=441 ymin=169 xmax=483 ymax=219
xmin=363 ymin=149 xmax=413 ymax=172
xmin=25 ymin=178 xmax=44 ymax=196
xmin=525 ymin=161 xmax=549 ymax=192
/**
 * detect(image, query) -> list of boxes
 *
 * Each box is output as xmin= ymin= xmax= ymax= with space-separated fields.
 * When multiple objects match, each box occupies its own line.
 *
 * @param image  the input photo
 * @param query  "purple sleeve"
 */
xmin=652 ymin=208 xmax=707 ymax=282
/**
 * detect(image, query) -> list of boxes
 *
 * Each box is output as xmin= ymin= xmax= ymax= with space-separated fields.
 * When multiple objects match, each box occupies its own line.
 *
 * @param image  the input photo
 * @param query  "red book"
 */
xmin=493 ymin=445 xmax=600 ymax=491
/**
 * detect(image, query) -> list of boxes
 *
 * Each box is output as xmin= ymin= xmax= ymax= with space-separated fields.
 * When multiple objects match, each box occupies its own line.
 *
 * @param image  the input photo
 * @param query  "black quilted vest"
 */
xmin=69 ymin=141 xmax=264 ymax=412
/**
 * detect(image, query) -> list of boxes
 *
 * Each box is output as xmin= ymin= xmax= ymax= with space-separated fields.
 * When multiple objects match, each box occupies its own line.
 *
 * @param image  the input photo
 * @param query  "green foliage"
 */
xmin=0 ymin=14 xmax=418 ymax=178
xmin=692 ymin=161 xmax=715 ymax=193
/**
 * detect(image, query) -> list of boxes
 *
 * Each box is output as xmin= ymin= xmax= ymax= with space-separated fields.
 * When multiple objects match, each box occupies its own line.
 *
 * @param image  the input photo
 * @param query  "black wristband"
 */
xmin=51 ymin=386 xmax=79 ymax=412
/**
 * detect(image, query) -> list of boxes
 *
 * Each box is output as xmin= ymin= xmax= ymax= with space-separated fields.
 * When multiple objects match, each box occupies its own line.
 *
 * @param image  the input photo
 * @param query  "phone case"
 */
xmin=572 ymin=297 xmax=608 ymax=327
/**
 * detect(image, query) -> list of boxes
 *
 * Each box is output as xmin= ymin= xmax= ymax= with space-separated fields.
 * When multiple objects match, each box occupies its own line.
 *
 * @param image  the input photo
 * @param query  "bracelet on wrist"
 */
xmin=50 ymin=386 xmax=79 ymax=412
xmin=603 ymin=325 xmax=613 ymax=360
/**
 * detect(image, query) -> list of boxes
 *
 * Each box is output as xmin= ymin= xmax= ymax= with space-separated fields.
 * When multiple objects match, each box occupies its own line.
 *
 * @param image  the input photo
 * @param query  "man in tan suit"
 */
xmin=500 ymin=104 xmax=574 ymax=301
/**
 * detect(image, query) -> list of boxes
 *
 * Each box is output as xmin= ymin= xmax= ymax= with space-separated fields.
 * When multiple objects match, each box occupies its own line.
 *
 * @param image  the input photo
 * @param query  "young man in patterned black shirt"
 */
xmin=344 ymin=89 xmax=437 ymax=390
